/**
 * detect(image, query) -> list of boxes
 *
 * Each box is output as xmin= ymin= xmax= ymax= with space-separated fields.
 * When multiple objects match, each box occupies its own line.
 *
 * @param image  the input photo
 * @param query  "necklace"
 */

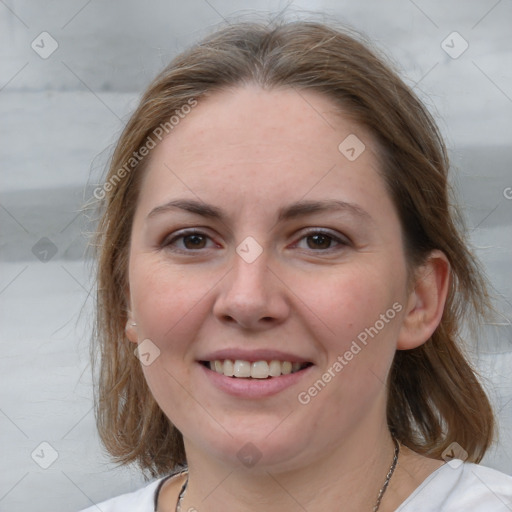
xmin=373 ymin=437 xmax=401 ymax=512
xmin=175 ymin=474 xmax=188 ymax=512
xmin=175 ymin=438 xmax=400 ymax=512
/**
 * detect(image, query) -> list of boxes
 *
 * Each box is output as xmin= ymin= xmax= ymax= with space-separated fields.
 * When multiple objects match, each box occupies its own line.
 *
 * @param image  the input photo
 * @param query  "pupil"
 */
xmin=184 ymin=234 xmax=206 ymax=249
xmin=308 ymin=234 xmax=331 ymax=249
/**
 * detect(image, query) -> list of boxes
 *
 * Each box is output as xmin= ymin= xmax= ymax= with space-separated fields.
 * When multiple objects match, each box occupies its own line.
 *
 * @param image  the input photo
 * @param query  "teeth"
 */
xmin=251 ymin=361 xmax=269 ymax=379
xmin=223 ymin=359 xmax=234 ymax=377
xmin=209 ymin=359 xmax=307 ymax=378
xmin=269 ymin=360 xmax=282 ymax=377
xmin=281 ymin=361 xmax=292 ymax=375
xmin=234 ymin=360 xmax=251 ymax=377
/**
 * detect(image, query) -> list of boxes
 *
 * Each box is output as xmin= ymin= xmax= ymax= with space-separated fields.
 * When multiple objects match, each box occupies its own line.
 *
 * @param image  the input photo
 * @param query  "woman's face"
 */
xmin=127 ymin=85 xmax=411 ymax=471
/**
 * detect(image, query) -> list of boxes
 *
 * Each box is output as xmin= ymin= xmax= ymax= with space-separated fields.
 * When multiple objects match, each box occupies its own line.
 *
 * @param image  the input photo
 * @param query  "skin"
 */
xmin=125 ymin=85 xmax=449 ymax=512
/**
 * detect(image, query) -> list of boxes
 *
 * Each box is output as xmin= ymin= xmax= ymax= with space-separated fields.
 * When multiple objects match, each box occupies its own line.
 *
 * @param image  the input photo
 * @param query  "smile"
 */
xmin=202 ymin=359 xmax=312 ymax=379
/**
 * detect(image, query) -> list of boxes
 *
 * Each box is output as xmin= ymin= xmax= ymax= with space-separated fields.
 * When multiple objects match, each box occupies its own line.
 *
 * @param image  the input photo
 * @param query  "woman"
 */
xmin=83 ymin=19 xmax=512 ymax=512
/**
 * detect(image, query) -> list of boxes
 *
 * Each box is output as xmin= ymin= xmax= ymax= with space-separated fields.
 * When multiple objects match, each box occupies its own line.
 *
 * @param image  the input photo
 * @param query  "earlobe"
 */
xmin=124 ymin=287 xmax=138 ymax=344
xmin=125 ymin=312 xmax=138 ymax=344
xmin=397 ymin=250 xmax=450 ymax=350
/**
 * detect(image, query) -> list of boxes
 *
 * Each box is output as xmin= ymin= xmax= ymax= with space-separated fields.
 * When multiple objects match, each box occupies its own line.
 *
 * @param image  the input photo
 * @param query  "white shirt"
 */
xmin=79 ymin=461 xmax=512 ymax=511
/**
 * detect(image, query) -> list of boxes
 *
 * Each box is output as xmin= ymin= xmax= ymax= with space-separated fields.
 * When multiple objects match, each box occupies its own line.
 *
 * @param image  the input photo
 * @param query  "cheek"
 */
xmin=291 ymin=267 xmax=404 ymax=424
xmin=128 ymin=257 xmax=217 ymax=426
xmin=295 ymin=263 xmax=403 ymax=346
xmin=128 ymin=256 xmax=216 ymax=349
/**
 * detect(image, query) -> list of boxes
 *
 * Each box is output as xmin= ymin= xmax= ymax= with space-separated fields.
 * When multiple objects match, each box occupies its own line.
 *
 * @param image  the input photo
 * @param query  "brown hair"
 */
xmin=92 ymin=19 xmax=494 ymax=477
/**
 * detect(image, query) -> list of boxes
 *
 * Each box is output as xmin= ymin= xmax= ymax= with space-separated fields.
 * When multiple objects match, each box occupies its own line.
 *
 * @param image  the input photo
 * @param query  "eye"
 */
xmin=162 ymin=230 xmax=217 ymax=252
xmin=181 ymin=233 xmax=209 ymax=250
xmin=294 ymin=229 xmax=349 ymax=251
xmin=304 ymin=233 xmax=334 ymax=250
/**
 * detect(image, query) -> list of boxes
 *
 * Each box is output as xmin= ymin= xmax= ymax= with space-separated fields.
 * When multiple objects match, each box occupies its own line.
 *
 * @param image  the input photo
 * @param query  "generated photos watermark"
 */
xmin=297 ymin=302 xmax=403 ymax=405
xmin=134 ymin=338 xmax=161 ymax=366
xmin=93 ymin=98 xmax=197 ymax=200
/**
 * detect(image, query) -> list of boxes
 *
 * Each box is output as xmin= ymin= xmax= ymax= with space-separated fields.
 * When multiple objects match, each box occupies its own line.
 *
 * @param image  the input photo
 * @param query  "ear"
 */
xmin=124 ymin=284 xmax=138 ymax=344
xmin=125 ymin=310 xmax=138 ymax=344
xmin=396 ymin=250 xmax=450 ymax=350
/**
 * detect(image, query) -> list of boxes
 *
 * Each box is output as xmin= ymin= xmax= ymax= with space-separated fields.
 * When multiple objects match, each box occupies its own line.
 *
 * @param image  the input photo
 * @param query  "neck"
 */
xmin=179 ymin=422 xmax=397 ymax=512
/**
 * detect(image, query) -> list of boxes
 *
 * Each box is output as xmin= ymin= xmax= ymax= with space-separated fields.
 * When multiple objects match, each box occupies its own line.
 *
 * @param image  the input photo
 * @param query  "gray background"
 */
xmin=1 ymin=1 xmax=511 ymax=510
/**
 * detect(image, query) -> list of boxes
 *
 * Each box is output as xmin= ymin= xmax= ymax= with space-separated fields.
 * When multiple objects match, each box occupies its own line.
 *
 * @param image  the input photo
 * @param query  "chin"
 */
xmin=185 ymin=420 xmax=315 ymax=473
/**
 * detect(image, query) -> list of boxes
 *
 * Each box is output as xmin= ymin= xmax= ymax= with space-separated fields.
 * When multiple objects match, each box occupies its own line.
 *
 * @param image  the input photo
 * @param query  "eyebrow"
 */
xmin=147 ymin=198 xmax=373 ymax=224
xmin=277 ymin=199 xmax=373 ymax=224
xmin=148 ymin=199 xmax=223 ymax=220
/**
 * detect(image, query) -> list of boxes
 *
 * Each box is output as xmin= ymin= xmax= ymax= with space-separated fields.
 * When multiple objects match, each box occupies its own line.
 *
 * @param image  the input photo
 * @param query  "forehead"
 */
xmin=151 ymin=85 xmax=365 ymax=164
xmin=137 ymin=85 xmax=389 ymax=218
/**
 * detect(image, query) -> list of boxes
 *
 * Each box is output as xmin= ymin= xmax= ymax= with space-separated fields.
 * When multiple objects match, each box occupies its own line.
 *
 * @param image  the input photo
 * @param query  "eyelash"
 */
xmin=293 ymin=229 xmax=350 ymax=251
xmin=161 ymin=229 xmax=217 ymax=252
xmin=161 ymin=228 xmax=350 ymax=254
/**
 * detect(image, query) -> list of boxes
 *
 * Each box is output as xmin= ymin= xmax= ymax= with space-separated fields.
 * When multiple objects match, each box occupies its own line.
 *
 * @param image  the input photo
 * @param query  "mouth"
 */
xmin=200 ymin=359 xmax=313 ymax=379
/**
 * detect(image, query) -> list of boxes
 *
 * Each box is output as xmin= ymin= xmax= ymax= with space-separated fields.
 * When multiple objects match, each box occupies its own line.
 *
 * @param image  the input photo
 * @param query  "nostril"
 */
xmin=217 ymin=313 xmax=279 ymax=329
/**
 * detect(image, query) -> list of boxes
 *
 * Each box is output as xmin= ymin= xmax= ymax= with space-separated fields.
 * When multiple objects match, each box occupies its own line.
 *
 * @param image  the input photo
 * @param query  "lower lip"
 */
xmin=199 ymin=363 xmax=313 ymax=399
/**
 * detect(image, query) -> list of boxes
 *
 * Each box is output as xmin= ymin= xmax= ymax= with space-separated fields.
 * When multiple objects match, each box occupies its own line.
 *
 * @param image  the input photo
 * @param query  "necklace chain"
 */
xmin=373 ymin=436 xmax=400 ymax=512
xmin=175 ymin=474 xmax=187 ymax=512
xmin=176 ymin=438 xmax=400 ymax=512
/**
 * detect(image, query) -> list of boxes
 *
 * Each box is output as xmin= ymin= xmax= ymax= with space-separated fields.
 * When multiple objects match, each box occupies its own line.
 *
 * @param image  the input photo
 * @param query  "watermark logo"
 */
xmin=338 ymin=134 xmax=366 ymax=161
xmin=441 ymin=32 xmax=469 ymax=59
xmin=134 ymin=338 xmax=161 ymax=366
xmin=442 ymin=442 xmax=468 ymax=469
xmin=32 ymin=237 xmax=58 ymax=262
xmin=237 ymin=442 xmax=262 ymax=468
xmin=31 ymin=32 xmax=59 ymax=59
xmin=31 ymin=441 xmax=59 ymax=469
xmin=236 ymin=236 xmax=263 ymax=264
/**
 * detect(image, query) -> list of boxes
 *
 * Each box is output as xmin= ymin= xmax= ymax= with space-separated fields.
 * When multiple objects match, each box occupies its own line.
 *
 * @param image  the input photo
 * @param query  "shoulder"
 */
xmin=398 ymin=460 xmax=512 ymax=511
xmin=78 ymin=477 xmax=169 ymax=512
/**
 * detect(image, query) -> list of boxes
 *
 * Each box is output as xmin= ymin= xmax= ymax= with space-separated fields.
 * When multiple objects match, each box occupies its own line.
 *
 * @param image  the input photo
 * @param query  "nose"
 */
xmin=213 ymin=251 xmax=290 ymax=331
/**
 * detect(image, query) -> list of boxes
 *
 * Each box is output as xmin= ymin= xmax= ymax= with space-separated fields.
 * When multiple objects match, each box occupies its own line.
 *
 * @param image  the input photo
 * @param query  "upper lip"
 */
xmin=198 ymin=348 xmax=313 ymax=363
